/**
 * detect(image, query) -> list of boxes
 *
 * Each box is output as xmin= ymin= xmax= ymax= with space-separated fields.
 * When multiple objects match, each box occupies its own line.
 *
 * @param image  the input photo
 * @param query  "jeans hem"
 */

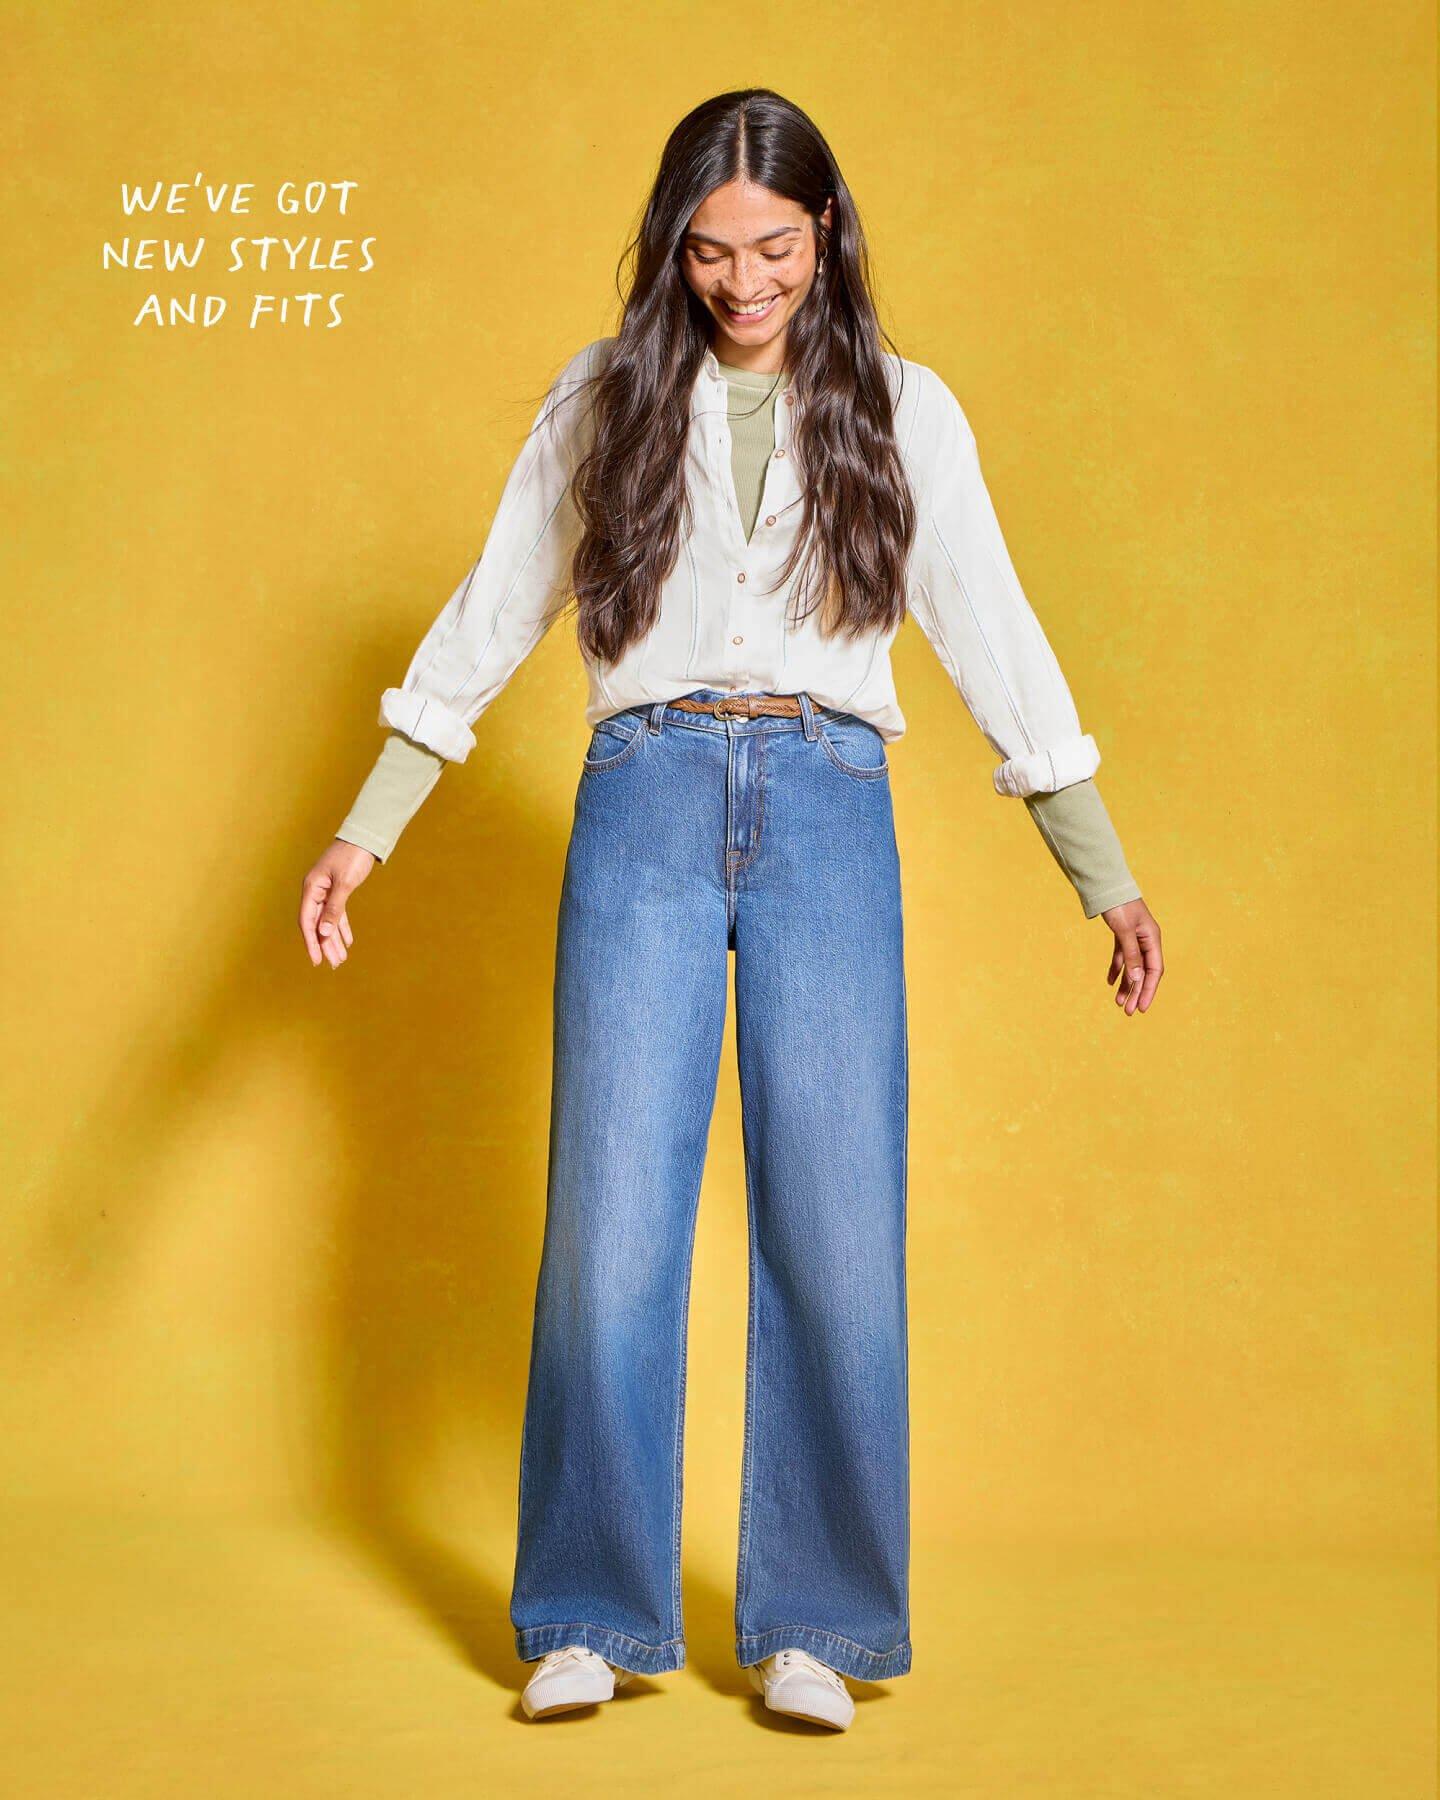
xmin=514 ymin=1622 xmax=686 ymax=1674
xmin=736 ymin=1625 xmax=912 ymax=1681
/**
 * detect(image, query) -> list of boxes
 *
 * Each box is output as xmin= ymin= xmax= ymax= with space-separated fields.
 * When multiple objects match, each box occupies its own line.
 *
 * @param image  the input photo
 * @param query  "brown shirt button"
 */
xmin=764 ymin=515 xmax=776 ymax=527
xmin=736 ymin=571 xmax=746 ymax=582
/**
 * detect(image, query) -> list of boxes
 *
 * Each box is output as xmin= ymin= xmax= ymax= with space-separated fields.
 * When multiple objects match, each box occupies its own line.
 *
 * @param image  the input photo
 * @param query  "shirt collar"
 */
xmin=691 ymin=350 xmax=724 ymax=419
xmin=694 ymin=347 xmax=796 ymax=411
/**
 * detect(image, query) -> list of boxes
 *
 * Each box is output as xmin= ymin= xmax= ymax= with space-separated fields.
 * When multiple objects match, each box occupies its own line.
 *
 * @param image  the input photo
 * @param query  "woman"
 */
xmin=299 ymin=88 xmax=1164 ymax=1732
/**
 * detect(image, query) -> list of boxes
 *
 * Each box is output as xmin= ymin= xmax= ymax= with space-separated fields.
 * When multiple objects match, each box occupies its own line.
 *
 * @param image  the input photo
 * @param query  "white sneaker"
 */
xmin=747 ymin=1646 xmax=856 ymax=1730
xmin=520 ymin=1644 xmax=634 ymax=1718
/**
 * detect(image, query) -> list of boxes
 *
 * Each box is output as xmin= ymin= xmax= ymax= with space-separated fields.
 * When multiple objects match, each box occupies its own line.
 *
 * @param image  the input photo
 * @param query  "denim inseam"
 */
xmin=510 ymin=690 xmax=912 ymax=1683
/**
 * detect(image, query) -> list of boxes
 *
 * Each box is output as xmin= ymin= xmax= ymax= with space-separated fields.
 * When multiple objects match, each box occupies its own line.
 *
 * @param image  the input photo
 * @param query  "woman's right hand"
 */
xmin=299 ymin=840 xmax=378 ymax=968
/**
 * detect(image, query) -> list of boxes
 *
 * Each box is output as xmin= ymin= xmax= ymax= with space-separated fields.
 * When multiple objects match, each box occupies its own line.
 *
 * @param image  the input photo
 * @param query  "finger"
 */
xmin=299 ymin=875 xmax=330 ymax=965
xmin=1124 ymin=955 xmax=1146 ymax=1013
xmin=1134 ymin=926 xmax=1164 ymax=1012
xmin=1106 ymin=939 xmax=1123 ymax=988
xmin=1114 ymin=930 xmax=1144 ymax=1013
xmin=338 ymin=911 xmax=354 ymax=949
xmin=317 ymin=892 xmax=351 ymax=966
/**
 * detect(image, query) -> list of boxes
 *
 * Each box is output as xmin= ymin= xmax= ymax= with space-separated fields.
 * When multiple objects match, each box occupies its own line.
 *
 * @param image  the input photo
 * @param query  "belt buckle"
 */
xmin=713 ymin=694 xmax=752 ymax=717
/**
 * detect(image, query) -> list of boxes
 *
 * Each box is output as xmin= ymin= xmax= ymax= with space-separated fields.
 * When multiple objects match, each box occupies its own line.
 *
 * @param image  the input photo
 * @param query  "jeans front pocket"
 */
xmin=817 ymin=715 xmax=890 ymax=781
xmin=582 ymin=712 xmax=647 ymax=774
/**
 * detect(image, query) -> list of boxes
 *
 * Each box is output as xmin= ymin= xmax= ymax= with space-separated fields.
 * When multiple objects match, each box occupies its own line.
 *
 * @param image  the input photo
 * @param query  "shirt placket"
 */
xmin=705 ymin=351 xmax=799 ymax=693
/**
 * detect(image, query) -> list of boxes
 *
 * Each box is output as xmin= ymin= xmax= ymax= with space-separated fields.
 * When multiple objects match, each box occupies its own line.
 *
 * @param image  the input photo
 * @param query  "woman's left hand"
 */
xmin=1099 ymin=897 xmax=1163 ymax=1015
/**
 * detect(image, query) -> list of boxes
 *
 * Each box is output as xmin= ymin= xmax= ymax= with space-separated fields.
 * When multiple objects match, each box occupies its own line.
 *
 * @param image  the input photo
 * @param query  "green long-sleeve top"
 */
xmin=336 ymin=357 xmax=1142 ymax=918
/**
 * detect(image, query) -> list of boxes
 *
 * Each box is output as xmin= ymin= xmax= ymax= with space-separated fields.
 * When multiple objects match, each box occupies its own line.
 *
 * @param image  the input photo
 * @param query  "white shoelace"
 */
xmin=771 ymin=1647 xmax=848 ymax=1691
xmin=537 ymin=1644 xmax=608 ymax=1674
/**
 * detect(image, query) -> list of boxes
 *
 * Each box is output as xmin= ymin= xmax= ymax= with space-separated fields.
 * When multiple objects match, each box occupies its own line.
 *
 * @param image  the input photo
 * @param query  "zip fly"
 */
xmin=724 ymin=725 xmax=765 ymax=943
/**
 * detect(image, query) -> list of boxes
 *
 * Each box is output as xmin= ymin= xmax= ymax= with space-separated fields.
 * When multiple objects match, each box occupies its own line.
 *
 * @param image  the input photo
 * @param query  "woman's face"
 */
xmin=680 ymin=178 xmax=832 ymax=367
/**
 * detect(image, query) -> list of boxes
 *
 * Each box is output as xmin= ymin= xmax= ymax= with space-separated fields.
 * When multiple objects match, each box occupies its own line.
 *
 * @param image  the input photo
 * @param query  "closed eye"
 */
xmin=690 ymin=249 xmax=794 ymax=265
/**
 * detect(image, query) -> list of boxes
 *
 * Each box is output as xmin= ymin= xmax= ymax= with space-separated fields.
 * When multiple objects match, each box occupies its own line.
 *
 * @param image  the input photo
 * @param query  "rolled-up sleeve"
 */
xmin=377 ymin=340 xmax=599 ymax=763
xmin=907 ymin=366 xmax=1102 ymax=798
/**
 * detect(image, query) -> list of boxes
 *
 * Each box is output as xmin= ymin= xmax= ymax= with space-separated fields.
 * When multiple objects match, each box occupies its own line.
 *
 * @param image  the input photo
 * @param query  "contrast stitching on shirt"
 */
xmin=450 ymin=558 xmax=483 ymax=630
xmin=836 ymin=628 xmax=881 ymax=712
xmin=771 ymin=376 xmax=790 ymax=676
xmin=916 ymin=363 xmax=1031 ymax=755
xmin=932 ymin=514 xmax=1035 ymax=756
xmin=512 ymin=609 xmax=560 ymax=681
xmin=899 ymin=359 xmax=923 ymax=463
xmin=909 ymin=573 xmax=989 ymax=735
xmin=936 ymin=355 xmax=1073 ymax=730
xmin=981 ymin=536 xmax=1073 ymax=718
xmin=393 ymin=345 xmax=1082 ymax=767
xmin=633 ymin=579 xmax=656 ymax=693
xmin=418 ymin=369 xmax=572 ymax=698
xmin=445 ymin=485 xmax=571 ymax=708
xmin=683 ymin=538 xmax=702 ymax=675
xmin=394 ymin=341 xmax=593 ymax=732
xmin=405 ymin=556 xmax=482 ymax=716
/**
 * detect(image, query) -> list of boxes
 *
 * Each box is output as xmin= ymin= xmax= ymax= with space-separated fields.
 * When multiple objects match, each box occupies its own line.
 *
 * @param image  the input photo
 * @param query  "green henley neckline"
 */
xmin=713 ymin=356 xmax=791 ymax=391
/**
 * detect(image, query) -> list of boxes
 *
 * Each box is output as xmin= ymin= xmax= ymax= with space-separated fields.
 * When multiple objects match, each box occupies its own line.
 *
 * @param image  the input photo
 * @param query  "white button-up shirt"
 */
xmin=376 ymin=337 xmax=1102 ymax=799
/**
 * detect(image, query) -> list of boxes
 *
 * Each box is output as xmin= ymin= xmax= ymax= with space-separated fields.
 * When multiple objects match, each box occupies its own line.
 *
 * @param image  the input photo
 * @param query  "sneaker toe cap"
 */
xmin=765 ymin=1673 xmax=855 ymax=1728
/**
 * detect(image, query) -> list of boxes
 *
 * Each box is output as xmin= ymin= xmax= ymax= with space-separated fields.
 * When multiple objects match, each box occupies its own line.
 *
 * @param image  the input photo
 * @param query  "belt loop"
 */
xmin=797 ymin=691 xmax=818 ymax=741
xmin=647 ymin=699 xmax=667 ymax=735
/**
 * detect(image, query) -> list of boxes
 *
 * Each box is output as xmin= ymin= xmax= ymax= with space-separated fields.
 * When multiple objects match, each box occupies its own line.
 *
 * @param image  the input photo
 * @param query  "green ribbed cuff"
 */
xmin=335 ymin=731 xmax=447 ymax=864
xmin=1023 ymin=779 xmax=1142 ymax=919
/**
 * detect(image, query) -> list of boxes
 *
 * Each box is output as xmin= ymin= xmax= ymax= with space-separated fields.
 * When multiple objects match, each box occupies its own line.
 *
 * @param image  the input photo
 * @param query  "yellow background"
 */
xmin=3 ymin=0 xmax=1434 ymax=1792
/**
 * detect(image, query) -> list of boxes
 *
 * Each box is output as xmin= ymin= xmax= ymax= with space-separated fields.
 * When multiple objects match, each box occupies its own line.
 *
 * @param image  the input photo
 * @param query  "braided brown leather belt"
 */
xmin=667 ymin=693 xmax=806 ymax=719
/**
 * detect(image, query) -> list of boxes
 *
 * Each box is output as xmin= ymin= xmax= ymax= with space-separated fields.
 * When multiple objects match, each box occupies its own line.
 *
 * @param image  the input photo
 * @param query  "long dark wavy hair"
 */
xmin=550 ymin=87 xmax=918 ymax=667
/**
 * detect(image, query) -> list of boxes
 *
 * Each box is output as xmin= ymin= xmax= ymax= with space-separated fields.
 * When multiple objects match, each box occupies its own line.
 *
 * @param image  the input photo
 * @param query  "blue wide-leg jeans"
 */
xmin=510 ymin=688 xmax=911 ymax=1682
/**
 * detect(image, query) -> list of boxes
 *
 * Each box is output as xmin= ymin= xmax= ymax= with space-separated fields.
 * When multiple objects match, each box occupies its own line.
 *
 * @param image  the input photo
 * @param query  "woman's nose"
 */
xmin=729 ymin=255 xmax=774 ymax=293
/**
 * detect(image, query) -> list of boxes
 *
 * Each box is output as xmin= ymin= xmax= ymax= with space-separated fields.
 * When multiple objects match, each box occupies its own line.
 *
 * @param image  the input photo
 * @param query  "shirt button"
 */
xmin=736 ymin=571 xmax=746 ymax=583
xmin=774 ymin=448 xmax=786 ymax=459
xmin=732 ymin=634 xmax=744 ymax=645
xmin=784 ymin=392 xmax=794 ymax=405
xmin=764 ymin=515 xmax=776 ymax=527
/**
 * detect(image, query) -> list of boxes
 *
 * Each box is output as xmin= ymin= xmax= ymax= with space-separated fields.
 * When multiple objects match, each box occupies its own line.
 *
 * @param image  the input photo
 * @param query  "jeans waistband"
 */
xmin=616 ymin=689 xmax=854 ymax=738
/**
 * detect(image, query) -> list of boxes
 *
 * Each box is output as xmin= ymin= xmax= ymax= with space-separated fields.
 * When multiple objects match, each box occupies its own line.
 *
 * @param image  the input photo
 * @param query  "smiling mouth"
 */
xmin=719 ymin=293 xmax=781 ymax=322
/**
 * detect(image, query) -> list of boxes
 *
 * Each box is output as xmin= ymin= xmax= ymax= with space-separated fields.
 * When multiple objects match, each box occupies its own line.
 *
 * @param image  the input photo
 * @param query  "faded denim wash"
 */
xmin=510 ymin=688 xmax=911 ymax=1683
